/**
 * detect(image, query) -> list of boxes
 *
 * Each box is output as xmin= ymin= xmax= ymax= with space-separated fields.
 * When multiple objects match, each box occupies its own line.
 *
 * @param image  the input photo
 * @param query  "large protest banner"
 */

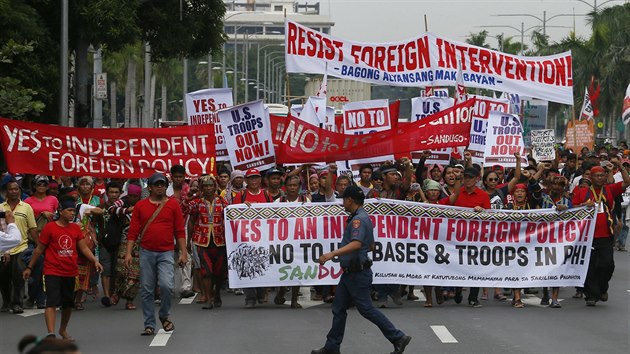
xmin=285 ymin=20 xmax=573 ymax=105
xmin=185 ymin=88 xmax=233 ymax=161
xmin=225 ymin=199 xmax=595 ymax=288
xmin=217 ymin=100 xmax=276 ymax=171
xmin=467 ymin=95 xmax=510 ymax=164
xmin=484 ymin=112 xmax=527 ymax=167
xmin=0 ymin=117 xmax=216 ymax=177
xmin=410 ymin=96 xmax=454 ymax=165
xmin=271 ymin=98 xmax=475 ymax=164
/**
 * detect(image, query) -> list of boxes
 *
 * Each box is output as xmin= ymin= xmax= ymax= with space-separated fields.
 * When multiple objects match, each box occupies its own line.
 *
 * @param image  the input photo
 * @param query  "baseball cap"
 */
xmin=127 ymin=184 xmax=142 ymax=196
xmin=34 ymin=175 xmax=50 ymax=185
xmin=463 ymin=167 xmax=480 ymax=178
xmin=147 ymin=173 xmax=168 ymax=186
xmin=340 ymin=185 xmax=365 ymax=203
xmin=245 ymin=168 xmax=261 ymax=178
xmin=266 ymin=168 xmax=282 ymax=177
xmin=492 ymin=164 xmax=505 ymax=172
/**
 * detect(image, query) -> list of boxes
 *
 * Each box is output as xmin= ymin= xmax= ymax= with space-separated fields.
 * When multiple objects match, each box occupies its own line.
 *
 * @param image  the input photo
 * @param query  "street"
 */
xmin=1 ymin=250 xmax=628 ymax=354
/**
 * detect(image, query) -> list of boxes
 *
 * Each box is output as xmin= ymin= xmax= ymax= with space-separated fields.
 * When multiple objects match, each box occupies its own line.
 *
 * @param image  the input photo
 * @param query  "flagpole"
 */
xmin=572 ymin=106 xmax=578 ymax=152
xmin=284 ymin=9 xmax=292 ymax=111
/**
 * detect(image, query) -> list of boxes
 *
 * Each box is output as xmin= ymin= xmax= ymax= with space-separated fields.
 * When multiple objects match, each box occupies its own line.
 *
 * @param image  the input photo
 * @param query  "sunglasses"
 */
xmin=487 ymin=178 xmax=499 ymax=182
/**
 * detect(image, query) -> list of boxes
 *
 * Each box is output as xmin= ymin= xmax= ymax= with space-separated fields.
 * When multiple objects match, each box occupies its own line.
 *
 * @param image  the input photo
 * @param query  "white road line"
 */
xmin=149 ymin=329 xmax=173 ymax=346
xmin=18 ymin=309 xmax=46 ymax=317
xmin=626 ymin=290 xmax=630 ymax=293
xmin=430 ymin=325 xmax=458 ymax=343
xmin=179 ymin=294 xmax=197 ymax=305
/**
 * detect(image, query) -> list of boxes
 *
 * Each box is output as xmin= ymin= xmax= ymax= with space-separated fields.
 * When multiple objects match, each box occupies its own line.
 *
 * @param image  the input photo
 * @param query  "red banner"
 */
xmin=271 ymin=98 xmax=476 ymax=163
xmin=0 ymin=118 xmax=216 ymax=178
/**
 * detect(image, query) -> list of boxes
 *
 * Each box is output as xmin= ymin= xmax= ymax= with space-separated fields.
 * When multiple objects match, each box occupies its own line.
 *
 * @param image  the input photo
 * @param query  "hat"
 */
xmin=454 ymin=163 xmax=465 ymax=170
xmin=147 ymin=173 xmax=168 ymax=186
xmin=309 ymin=173 xmax=319 ymax=181
xmin=231 ymin=170 xmax=245 ymax=181
xmin=0 ymin=174 xmax=16 ymax=189
xmin=34 ymin=175 xmax=49 ymax=185
xmin=318 ymin=170 xmax=330 ymax=178
xmin=266 ymin=168 xmax=282 ymax=177
xmin=245 ymin=168 xmax=261 ymax=178
xmin=590 ymin=166 xmax=606 ymax=174
xmin=463 ymin=167 xmax=480 ymax=178
xmin=199 ymin=175 xmax=217 ymax=185
xmin=340 ymin=185 xmax=365 ymax=203
xmin=423 ymin=179 xmax=441 ymax=191
xmin=60 ymin=199 xmax=77 ymax=210
xmin=127 ymin=184 xmax=142 ymax=196
xmin=492 ymin=165 xmax=505 ymax=172
xmin=77 ymin=176 xmax=93 ymax=186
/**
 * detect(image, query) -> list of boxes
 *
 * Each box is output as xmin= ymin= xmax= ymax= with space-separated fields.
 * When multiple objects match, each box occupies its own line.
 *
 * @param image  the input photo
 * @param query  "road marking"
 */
xmin=430 ymin=325 xmax=458 ymax=343
xmin=626 ymin=290 xmax=630 ymax=293
xmin=149 ymin=329 xmax=173 ymax=346
xmin=18 ymin=309 xmax=46 ymax=317
xmin=179 ymin=294 xmax=197 ymax=305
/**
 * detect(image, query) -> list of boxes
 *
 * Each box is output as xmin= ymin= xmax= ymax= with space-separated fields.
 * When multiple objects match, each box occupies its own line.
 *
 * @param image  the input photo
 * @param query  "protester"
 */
xmin=265 ymin=168 xmax=285 ymax=200
xmin=312 ymin=186 xmax=411 ymax=354
xmin=23 ymin=196 xmax=103 ymax=340
xmin=125 ymin=173 xmax=187 ymax=335
xmin=97 ymin=182 xmax=123 ymax=307
xmin=110 ymin=184 xmax=142 ymax=310
xmin=572 ymin=162 xmax=630 ymax=306
xmin=0 ymin=178 xmax=38 ymax=314
xmin=187 ymin=175 xmax=229 ymax=309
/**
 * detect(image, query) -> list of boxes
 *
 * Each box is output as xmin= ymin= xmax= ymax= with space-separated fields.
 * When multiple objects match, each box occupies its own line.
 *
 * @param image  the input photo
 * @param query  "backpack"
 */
xmin=101 ymin=213 xmax=124 ymax=252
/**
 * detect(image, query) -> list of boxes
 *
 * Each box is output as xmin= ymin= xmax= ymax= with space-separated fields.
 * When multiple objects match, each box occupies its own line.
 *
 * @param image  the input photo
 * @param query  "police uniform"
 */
xmin=321 ymin=198 xmax=408 ymax=353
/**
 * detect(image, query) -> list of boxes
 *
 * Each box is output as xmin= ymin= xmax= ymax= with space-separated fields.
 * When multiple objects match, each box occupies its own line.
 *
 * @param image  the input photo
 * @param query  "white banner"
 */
xmin=217 ymin=100 xmax=276 ymax=171
xmin=336 ymin=156 xmax=393 ymax=182
xmin=185 ymin=88 xmax=234 ymax=161
xmin=531 ymin=129 xmax=556 ymax=161
xmin=484 ymin=112 xmax=527 ymax=167
xmin=225 ymin=200 xmax=596 ymax=288
xmin=285 ymin=20 xmax=573 ymax=105
xmin=579 ymin=87 xmax=594 ymax=121
xmin=624 ymin=83 xmax=630 ymax=125
xmin=467 ymin=95 xmax=510 ymax=164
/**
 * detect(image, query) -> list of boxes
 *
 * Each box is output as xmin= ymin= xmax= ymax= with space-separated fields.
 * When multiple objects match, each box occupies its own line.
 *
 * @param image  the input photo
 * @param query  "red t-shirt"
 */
xmin=572 ymin=182 xmax=623 ymax=238
xmin=234 ymin=190 xmax=271 ymax=204
xmin=450 ymin=187 xmax=491 ymax=209
xmin=127 ymin=198 xmax=186 ymax=252
xmin=39 ymin=222 xmax=84 ymax=277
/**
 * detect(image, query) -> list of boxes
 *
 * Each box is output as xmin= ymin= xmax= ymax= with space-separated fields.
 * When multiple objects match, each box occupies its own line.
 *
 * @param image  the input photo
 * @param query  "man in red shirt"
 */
xmin=125 ymin=173 xmax=188 ymax=335
xmin=234 ymin=168 xmax=273 ymax=308
xmin=444 ymin=167 xmax=490 ymax=308
xmin=572 ymin=163 xmax=630 ymax=306
xmin=23 ymin=197 xmax=103 ymax=340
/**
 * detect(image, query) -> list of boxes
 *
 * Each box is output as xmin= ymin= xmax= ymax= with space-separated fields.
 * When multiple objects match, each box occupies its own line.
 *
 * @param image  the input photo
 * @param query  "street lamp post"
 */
xmin=268 ymin=57 xmax=284 ymax=102
xmin=478 ymin=23 xmax=550 ymax=54
xmin=575 ymin=0 xmax=624 ymax=12
xmin=264 ymin=51 xmax=284 ymax=100
xmin=272 ymin=62 xmax=284 ymax=103
xmin=495 ymin=11 xmax=582 ymax=36
xmin=259 ymin=44 xmax=284 ymax=100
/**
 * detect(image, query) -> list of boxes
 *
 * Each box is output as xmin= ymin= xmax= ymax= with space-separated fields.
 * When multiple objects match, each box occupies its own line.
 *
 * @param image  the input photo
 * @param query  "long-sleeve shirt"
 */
xmin=127 ymin=198 xmax=185 ymax=252
xmin=0 ymin=223 xmax=21 ymax=254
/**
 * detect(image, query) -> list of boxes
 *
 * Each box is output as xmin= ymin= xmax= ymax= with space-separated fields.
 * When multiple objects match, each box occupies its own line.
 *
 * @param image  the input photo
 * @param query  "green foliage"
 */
xmin=0 ymin=40 xmax=45 ymax=119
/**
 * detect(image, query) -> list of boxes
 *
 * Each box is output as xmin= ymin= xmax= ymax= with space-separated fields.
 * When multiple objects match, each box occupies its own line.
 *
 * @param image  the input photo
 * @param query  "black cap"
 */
xmin=340 ymin=185 xmax=365 ymax=203
xmin=266 ymin=168 xmax=283 ymax=177
xmin=463 ymin=167 xmax=480 ymax=178
xmin=148 ymin=173 xmax=169 ymax=186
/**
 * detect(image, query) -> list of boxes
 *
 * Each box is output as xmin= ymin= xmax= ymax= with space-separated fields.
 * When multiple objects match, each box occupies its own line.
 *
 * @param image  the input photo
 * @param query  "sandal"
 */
xmin=494 ymin=294 xmax=507 ymax=301
xmin=160 ymin=317 xmax=175 ymax=332
xmin=291 ymin=302 xmax=303 ymax=309
xmin=196 ymin=297 xmax=207 ymax=304
xmin=274 ymin=296 xmax=286 ymax=305
xmin=424 ymin=302 xmax=433 ymax=308
xmin=125 ymin=303 xmax=137 ymax=310
xmin=141 ymin=327 xmax=155 ymax=336
xmin=110 ymin=294 xmax=119 ymax=306
xmin=512 ymin=299 xmax=524 ymax=308
xmin=74 ymin=303 xmax=84 ymax=311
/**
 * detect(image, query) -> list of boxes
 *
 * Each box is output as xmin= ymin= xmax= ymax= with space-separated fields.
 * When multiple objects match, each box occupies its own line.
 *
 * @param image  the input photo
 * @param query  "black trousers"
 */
xmin=583 ymin=237 xmax=615 ymax=301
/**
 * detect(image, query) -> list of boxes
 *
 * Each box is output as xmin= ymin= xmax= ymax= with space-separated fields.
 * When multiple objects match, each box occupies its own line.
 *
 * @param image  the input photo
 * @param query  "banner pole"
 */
xmin=424 ymin=14 xmax=428 ymax=32
xmin=572 ymin=106 xmax=577 ymax=152
xmin=284 ymin=9 xmax=291 ymax=111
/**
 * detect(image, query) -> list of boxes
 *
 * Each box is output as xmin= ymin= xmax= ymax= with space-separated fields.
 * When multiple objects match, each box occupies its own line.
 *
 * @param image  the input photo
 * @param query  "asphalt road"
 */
xmin=1 ymin=250 xmax=628 ymax=354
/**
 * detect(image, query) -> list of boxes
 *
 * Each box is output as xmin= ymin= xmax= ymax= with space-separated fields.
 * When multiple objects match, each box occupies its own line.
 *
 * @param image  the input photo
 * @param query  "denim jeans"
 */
xmin=375 ymin=284 xmax=400 ymax=301
xmin=619 ymin=225 xmax=628 ymax=247
xmin=325 ymin=269 xmax=404 ymax=351
xmin=140 ymin=248 xmax=174 ymax=330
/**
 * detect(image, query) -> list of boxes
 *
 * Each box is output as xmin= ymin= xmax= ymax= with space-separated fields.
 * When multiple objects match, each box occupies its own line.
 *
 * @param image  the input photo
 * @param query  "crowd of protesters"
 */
xmin=1 ymin=142 xmax=628 ymax=339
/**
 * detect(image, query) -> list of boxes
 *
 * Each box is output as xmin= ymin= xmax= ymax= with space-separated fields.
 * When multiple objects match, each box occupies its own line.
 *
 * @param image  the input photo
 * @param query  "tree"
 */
xmin=466 ymin=30 xmax=491 ymax=48
xmin=0 ymin=40 xmax=45 ymax=119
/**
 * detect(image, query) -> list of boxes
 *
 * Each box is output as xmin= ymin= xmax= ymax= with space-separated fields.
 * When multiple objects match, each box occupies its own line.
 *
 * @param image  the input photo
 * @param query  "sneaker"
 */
xmin=25 ymin=299 xmax=35 ymax=309
xmin=549 ymin=300 xmax=562 ymax=308
xmin=235 ymin=289 xmax=244 ymax=296
xmin=540 ymin=297 xmax=550 ymax=306
xmin=468 ymin=300 xmax=482 ymax=308
xmin=390 ymin=293 xmax=403 ymax=306
xmin=376 ymin=300 xmax=388 ymax=308
xmin=11 ymin=305 xmax=24 ymax=314
xmin=585 ymin=299 xmax=597 ymax=306
xmin=244 ymin=302 xmax=255 ymax=309
xmin=180 ymin=290 xmax=195 ymax=298
xmin=600 ymin=293 xmax=608 ymax=302
xmin=227 ymin=288 xmax=235 ymax=293
xmin=453 ymin=291 xmax=463 ymax=304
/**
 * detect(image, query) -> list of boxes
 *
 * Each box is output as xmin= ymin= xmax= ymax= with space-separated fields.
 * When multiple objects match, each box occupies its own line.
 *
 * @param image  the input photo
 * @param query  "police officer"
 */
xmin=311 ymin=186 xmax=411 ymax=354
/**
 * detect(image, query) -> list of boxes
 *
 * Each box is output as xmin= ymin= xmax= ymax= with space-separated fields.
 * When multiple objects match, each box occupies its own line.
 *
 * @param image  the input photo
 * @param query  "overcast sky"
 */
xmin=319 ymin=0 xmax=625 ymax=47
